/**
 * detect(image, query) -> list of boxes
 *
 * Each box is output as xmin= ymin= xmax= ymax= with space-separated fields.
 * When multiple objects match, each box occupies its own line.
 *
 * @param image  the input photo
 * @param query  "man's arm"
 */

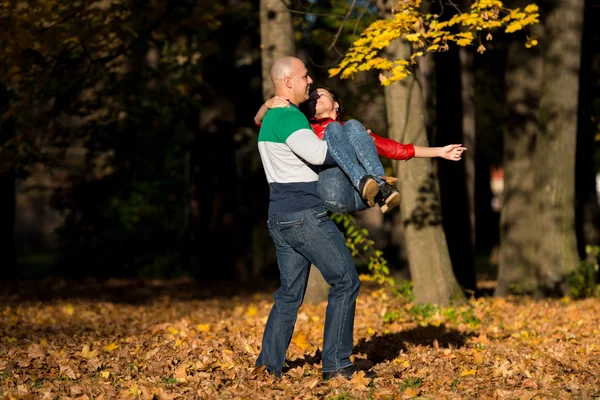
xmin=286 ymin=129 xmax=334 ymax=165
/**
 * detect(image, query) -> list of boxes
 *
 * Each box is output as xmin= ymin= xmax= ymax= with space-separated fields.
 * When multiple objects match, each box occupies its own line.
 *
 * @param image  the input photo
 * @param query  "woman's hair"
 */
xmin=301 ymin=86 xmax=343 ymax=120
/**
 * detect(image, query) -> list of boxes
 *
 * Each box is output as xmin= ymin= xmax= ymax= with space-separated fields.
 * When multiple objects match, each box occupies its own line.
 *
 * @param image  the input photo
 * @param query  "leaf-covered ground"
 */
xmin=1 ymin=277 xmax=599 ymax=400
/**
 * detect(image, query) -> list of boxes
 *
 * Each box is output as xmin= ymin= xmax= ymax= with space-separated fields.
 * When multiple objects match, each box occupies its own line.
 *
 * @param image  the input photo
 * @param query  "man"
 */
xmin=255 ymin=56 xmax=376 ymax=380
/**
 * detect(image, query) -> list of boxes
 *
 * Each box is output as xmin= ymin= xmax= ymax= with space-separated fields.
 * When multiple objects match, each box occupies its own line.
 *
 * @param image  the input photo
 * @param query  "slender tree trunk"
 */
xmin=0 ymin=167 xmax=16 ymax=279
xmin=496 ymin=22 xmax=544 ymax=296
xmin=533 ymin=0 xmax=584 ymax=294
xmin=383 ymin=37 xmax=466 ymax=306
xmin=460 ymin=48 xmax=477 ymax=255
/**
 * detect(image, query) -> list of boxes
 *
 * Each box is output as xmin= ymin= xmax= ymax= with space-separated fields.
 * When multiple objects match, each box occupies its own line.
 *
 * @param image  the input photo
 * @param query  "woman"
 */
xmin=255 ymin=87 xmax=466 ymax=214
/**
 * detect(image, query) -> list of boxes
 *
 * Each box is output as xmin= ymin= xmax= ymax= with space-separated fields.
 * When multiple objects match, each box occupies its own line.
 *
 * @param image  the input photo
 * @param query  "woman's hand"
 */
xmin=440 ymin=144 xmax=467 ymax=161
xmin=266 ymin=96 xmax=290 ymax=109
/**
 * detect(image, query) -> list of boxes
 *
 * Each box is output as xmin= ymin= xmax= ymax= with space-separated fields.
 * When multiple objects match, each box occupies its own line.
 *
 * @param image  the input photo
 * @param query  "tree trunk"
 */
xmin=575 ymin=0 xmax=600 ymax=256
xmin=495 ymin=22 xmax=544 ymax=296
xmin=258 ymin=0 xmax=331 ymax=302
xmin=460 ymin=47 xmax=477 ymax=255
xmin=383 ymin=37 xmax=466 ymax=306
xmin=0 ymin=168 xmax=16 ymax=279
xmin=259 ymin=0 xmax=295 ymax=100
xmin=533 ymin=0 xmax=584 ymax=294
xmin=435 ymin=46 xmax=477 ymax=294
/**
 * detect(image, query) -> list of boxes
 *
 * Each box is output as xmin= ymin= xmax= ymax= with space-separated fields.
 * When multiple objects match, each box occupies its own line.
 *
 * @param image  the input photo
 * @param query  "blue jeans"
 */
xmin=319 ymin=119 xmax=386 ymax=214
xmin=256 ymin=206 xmax=360 ymax=375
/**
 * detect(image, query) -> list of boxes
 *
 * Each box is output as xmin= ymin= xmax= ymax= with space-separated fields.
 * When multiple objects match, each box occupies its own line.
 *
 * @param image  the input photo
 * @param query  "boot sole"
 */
xmin=361 ymin=179 xmax=379 ymax=207
xmin=380 ymin=191 xmax=401 ymax=214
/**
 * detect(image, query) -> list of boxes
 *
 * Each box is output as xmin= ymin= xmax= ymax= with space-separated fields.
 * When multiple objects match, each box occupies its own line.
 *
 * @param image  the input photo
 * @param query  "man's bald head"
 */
xmin=269 ymin=56 xmax=313 ymax=105
xmin=270 ymin=56 xmax=299 ymax=82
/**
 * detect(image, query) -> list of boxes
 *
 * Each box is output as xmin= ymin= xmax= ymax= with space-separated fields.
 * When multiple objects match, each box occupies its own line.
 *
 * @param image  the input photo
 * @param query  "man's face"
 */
xmin=289 ymin=60 xmax=313 ymax=104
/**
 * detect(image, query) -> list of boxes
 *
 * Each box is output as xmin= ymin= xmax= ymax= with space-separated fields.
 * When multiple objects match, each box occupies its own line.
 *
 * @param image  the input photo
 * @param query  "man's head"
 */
xmin=271 ymin=56 xmax=313 ymax=106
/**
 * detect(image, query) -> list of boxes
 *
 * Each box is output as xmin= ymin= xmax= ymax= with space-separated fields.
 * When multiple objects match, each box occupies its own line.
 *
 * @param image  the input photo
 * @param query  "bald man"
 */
xmin=255 ymin=56 xmax=377 ymax=381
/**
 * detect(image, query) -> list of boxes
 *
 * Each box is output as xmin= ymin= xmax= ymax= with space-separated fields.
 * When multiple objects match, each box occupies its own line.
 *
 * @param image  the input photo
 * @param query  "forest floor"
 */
xmin=0 ymin=276 xmax=599 ymax=400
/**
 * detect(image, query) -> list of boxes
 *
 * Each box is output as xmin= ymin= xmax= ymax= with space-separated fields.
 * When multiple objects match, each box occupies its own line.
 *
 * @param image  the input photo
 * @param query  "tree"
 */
xmin=530 ymin=0 xmax=584 ymax=294
xmin=495 ymin=17 xmax=543 ymax=296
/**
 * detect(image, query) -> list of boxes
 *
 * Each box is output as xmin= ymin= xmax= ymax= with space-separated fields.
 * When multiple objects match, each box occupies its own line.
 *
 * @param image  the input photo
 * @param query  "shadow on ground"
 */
xmin=285 ymin=324 xmax=471 ymax=371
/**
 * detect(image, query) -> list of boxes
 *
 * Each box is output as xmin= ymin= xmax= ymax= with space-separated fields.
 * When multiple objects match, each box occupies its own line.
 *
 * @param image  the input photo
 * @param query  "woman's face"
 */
xmin=312 ymin=89 xmax=339 ymax=119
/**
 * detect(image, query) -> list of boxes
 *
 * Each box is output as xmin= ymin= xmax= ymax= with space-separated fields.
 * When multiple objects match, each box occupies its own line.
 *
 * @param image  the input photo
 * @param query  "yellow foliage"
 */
xmin=330 ymin=0 xmax=540 ymax=85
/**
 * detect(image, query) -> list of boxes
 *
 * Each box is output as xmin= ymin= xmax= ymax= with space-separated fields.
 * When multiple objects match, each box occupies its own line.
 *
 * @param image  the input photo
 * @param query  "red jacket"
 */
xmin=309 ymin=117 xmax=415 ymax=161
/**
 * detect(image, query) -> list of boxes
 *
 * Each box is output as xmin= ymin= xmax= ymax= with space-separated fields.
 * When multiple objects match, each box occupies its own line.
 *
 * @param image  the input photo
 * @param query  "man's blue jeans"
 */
xmin=256 ymin=206 xmax=360 ymax=376
xmin=319 ymin=119 xmax=387 ymax=214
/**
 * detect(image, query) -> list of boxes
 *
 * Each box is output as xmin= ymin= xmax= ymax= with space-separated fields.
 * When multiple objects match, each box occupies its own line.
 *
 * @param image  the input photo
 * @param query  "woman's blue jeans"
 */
xmin=256 ymin=206 xmax=360 ymax=376
xmin=319 ymin=119 xmax=386 ymax=214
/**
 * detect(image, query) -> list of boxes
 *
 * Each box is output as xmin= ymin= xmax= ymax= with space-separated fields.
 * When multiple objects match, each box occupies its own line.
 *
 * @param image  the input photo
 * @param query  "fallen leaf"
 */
xmin=350 ymin=371 xmax=371 ymax=389
xmin=103 ymin=342 xmax=118 ymax=352
xmin=404 ymin=387 xmax=420 ymax=397
xmin=76 ymin=345 xmax=99 ymax=359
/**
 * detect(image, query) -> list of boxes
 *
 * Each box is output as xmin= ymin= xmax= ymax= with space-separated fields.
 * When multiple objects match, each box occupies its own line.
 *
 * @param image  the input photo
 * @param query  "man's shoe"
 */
xmin=322 ymin=364 xmax=377 ymax=380
xmin=359 ymin=175 xmax=378 ymax=207
xmin=378 ymin=183 xmax=401 ymax=214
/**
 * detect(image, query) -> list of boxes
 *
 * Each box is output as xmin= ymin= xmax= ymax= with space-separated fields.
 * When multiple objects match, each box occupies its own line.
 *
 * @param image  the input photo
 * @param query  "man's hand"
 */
xmin=440 ymin=144 xmax=467 ymax=161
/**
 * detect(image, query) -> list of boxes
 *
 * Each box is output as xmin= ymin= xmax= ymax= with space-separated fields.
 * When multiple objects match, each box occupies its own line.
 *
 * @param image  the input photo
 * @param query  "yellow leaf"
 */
xmin=63 ymin=304 xmax=75 ymax=316
xmin=197 ymin=324 xmax=211 ymax=332
xmin=292 ymin=332 xmax=311 ymax=351
xmin=100 ymin=370 xmax=111 ymax=379
xmin=245 ymin=344 xmax=256 ymax=354
xmin=404 ymin=387 xmax=420 ymax=397
xmin=461 ymin=368 xmax=476 ymax=376
xmin=350 ymin=371 xmax=371 ymax=389
xmin=77 ymin=345 xmax=98 ymax=359
xmin=167 ymin=326 xmax=178 ymax=335
xmin=473 ymin=351 xmax=485 ymax=364
xmin=246 ymin=306 xmax=258 ymax=317
xmin=103 ymin=342 xmax=118 ymax=352
xmin=129 ymin=385 xmax=142 ymax=396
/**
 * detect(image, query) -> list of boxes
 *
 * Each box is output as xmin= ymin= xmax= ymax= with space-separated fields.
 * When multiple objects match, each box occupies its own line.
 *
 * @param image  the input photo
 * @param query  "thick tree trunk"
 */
xmin=495 ymin=23 xmax=544 ymax=296
xmin=259 ymin=0 xmax=295 ymax=100
xmin=533 ymin=0 xmax=583 ymax=294
xmin=383 ymin=39 xmax=466 ymax=306
xmin=258 ymin=0 xmax=331 ymax=302
xmin=435 ymin=46 xmax=477 ymax=294
xmin=575 ymin=0 xmax=600 ymax=256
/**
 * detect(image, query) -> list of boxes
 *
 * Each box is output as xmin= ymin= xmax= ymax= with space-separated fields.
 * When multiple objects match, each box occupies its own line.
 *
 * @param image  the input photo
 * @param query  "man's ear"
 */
xmin=284 ymin=77 xmax=292 ymax=88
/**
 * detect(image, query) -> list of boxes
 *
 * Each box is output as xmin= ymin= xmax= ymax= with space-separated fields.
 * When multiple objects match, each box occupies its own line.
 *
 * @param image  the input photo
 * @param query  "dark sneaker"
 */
xmin=359 ymin=175 xmax=378 ymax=207
xmin=378 ymin=183 xmax=401 ymax=214
xmin=322 ymin=364 xmax=377 ymax=381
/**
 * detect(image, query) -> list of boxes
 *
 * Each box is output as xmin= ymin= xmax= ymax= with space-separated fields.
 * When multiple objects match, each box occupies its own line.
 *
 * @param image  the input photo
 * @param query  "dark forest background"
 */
xmin=1 ymin=0 xmax=598 ymax=295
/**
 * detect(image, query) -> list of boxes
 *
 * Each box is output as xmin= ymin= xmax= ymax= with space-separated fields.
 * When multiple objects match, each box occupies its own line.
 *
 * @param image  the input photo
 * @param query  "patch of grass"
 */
xmin=382 ymin=310 xmax=402 ymax=323
xmin=162 ymin=376 xmax=178 ymax=385
xmin=450 ymin=378 xmax=459 ymax=391
xmin=408 ymin=303 xmax=438 ymax=320
xmin=400 ymin=376 xmax=423 ymax=391
xmin=394 ymin=280 xmax=415 ymax=302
